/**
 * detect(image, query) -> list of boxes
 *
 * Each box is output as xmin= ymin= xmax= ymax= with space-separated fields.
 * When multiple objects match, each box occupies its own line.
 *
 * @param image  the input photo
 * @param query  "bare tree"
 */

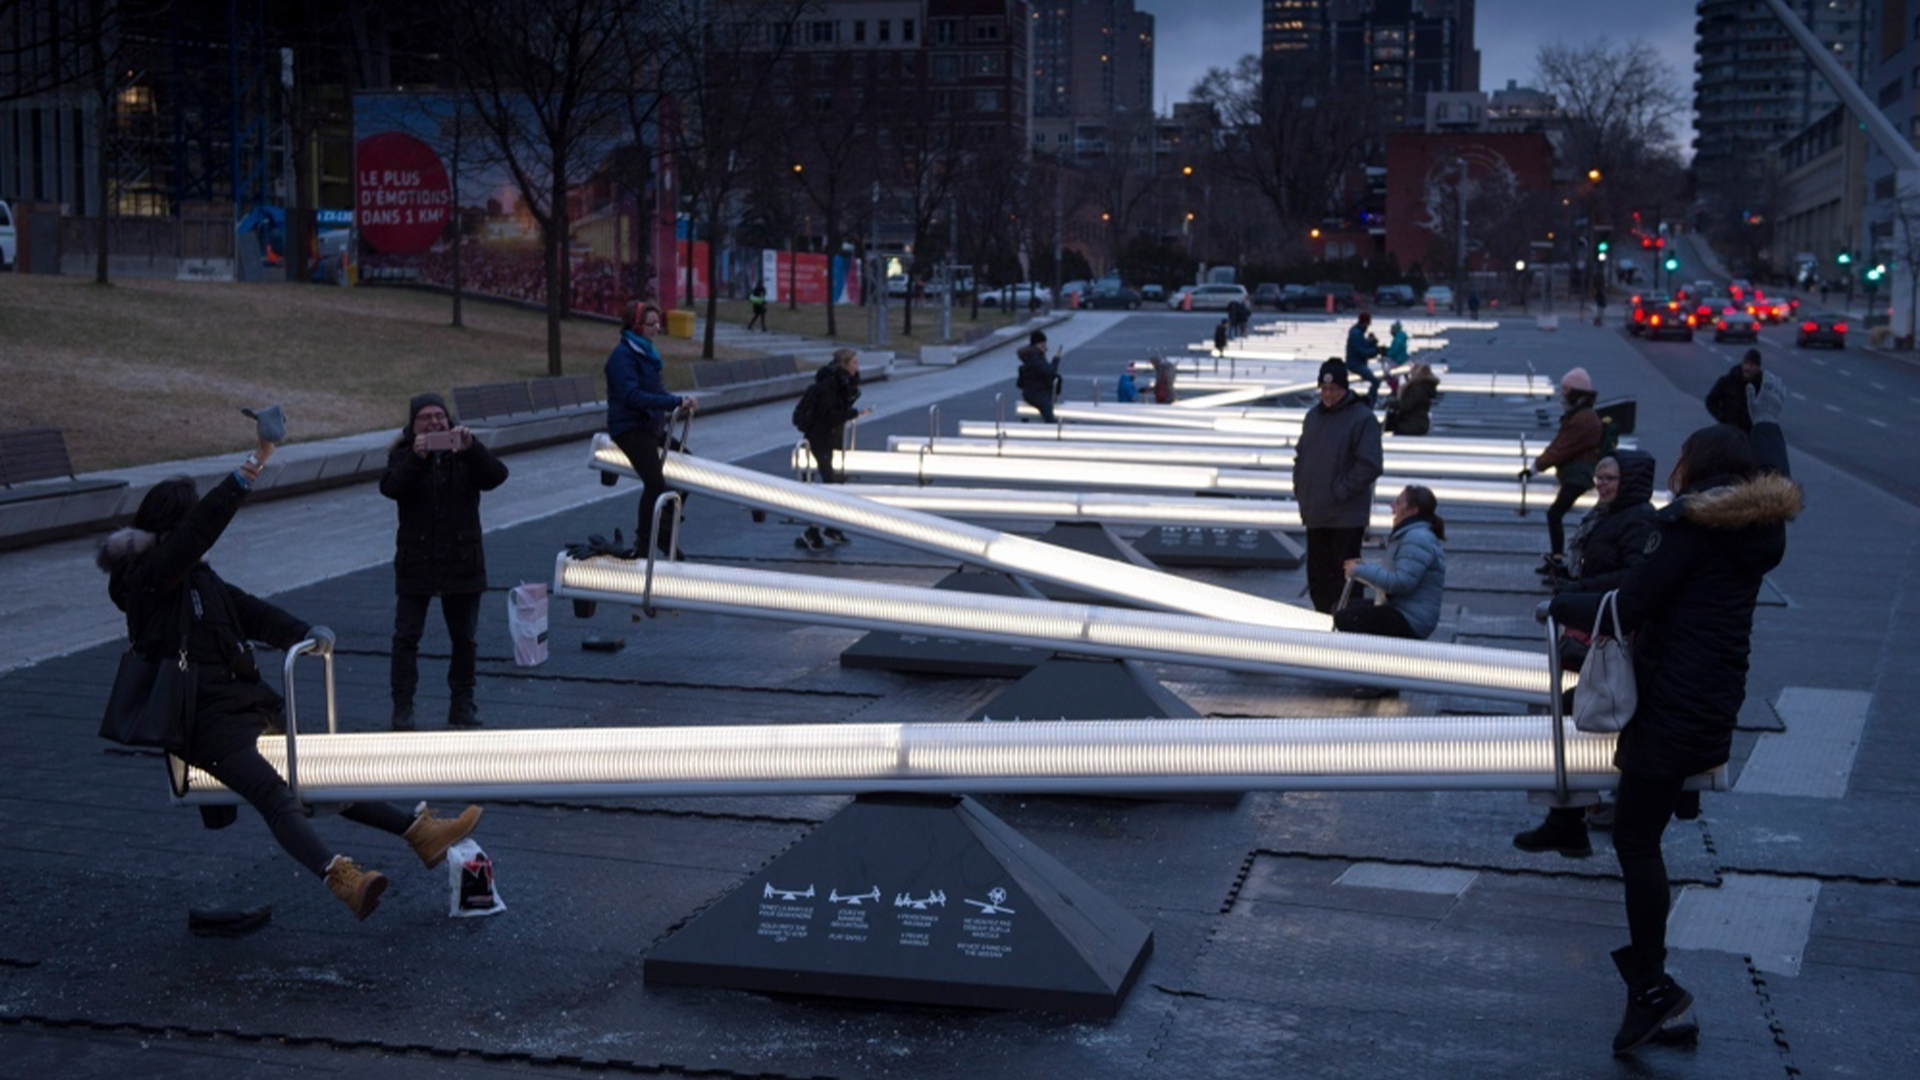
xmin=0 ymin=0 xmax=108 ymax=105
xmin=656 ymin=1 xmax=808 ymax=359
xmin=774 ymin=44 xmax=879 ymax=338
xmin=442 ymin=0 xmax=634 ymax=376
xmin=1188 ymin=55 xmax=1374 ymax=258
xmin=878 ymin=85 xmax=986 ymax=336
xmin=1534 ymin=38 xmax=1688 ymax=255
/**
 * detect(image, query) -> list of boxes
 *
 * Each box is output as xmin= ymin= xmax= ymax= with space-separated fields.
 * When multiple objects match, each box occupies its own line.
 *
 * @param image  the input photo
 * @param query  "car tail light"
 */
xmin=1835 ymin=323 xmax=1847 ymax=334
xmin=1716 ymin=320 xmax=1727 ymax=330
xmin=1650 ymin=315 xmax=1662 ymax=326
xmin=1801 ymin=321 xmax=1817 ymax=332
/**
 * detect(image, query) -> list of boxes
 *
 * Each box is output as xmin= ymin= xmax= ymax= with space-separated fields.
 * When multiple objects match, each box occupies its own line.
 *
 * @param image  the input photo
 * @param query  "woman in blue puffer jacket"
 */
xmin=1337 ymin=483 xmax=1447 ymax=641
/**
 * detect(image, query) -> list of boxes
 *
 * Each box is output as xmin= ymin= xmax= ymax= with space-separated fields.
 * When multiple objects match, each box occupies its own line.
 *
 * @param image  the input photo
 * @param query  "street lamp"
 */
xmin=788 ymin=163 xmax=803 ymax=311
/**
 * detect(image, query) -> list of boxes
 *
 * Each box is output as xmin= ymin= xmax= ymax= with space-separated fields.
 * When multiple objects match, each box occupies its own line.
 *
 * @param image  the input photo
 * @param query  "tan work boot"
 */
xmin=404 ymin=802 xmax=483 ymax=868
xmin=325 ymin=856 xmax=388 ymax=921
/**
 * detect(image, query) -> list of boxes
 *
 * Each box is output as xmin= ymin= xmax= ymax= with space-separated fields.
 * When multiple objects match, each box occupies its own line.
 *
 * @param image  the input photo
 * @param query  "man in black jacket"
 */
xmin=1704 ymin=349 xmax=1762 ymax=432
xmin=380 ymin=393 xmax=510 ymax=730
xmin=1016 ymin=330 xmax=1062 ymax=422
xmin=793 ymin=349 xmax=870 ymax=549
xmin=1294 ymin=358 xmax=1384 ymax=613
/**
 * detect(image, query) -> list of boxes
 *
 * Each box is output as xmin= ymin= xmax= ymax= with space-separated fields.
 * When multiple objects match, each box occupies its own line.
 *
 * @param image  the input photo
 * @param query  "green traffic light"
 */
xmin=1598 ymin=240 xmax=1610 ymax=252
xmin=1838 ymin=251 xmax=1852 ymax=265
xmin=1663 ymin=257 xmax=1679 ymax=271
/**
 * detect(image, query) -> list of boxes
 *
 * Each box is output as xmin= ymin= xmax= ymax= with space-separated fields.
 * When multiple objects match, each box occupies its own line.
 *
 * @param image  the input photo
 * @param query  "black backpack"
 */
xmin=792 ymin=380 xmax=827 ymax=431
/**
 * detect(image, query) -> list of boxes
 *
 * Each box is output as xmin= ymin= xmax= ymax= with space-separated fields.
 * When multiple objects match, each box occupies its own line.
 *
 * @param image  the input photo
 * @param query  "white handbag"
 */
xmin=1573 ymin=590 xmax=1636 ymax=733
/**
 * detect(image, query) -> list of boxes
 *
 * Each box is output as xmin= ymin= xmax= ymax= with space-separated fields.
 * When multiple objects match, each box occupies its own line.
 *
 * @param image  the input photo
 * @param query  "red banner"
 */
xmin=775 ymin=252 xmax=831 ymax=305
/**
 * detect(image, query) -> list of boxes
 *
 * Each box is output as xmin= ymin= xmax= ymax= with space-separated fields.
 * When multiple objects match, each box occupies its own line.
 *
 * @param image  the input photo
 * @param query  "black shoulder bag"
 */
xmin=99 ymin=587 xmax=198 ymax=751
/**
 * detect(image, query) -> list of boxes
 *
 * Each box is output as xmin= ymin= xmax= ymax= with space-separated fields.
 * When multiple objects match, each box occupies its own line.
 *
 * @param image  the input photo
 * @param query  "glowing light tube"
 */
xmin=837 ymin=484 xmax=1396 ymax=531
xmin=811 ymin=447 xmax=1586 ymax=510
xmin=594 ymin=437 xmax=1329 ymax=631
xmin=169 ymin=716 xmax=1650 ymax=804
xmin=958 ymin=420 xmax=1636 ymax=461
xmin=552 ymin=555 xmax=1557 ymax=702
xmin=889 ymin=436 xmax=1543 ymax=480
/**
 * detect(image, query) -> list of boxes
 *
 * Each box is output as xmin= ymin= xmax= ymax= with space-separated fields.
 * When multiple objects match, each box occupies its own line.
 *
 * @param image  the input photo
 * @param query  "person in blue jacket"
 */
xmin=1338 ymin=484 xmax=1446 ymax=699
xmin=606 ymin=300 xmax=698 ymax=554
xmin=1345 ymin=312 xmax=1383 ymax=403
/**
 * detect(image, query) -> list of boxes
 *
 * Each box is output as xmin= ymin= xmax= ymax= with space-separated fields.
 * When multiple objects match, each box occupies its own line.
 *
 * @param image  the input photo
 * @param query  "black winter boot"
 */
xmin=448 ymin=698 xmax=481 ymax=729
xmin=1610 ymin=946 xmax=1694 ymax=1055
xmin=1512 ymin=807 xmax=1593 ymax=858
xmin=391 ymin=703 xmax=415 ymax=732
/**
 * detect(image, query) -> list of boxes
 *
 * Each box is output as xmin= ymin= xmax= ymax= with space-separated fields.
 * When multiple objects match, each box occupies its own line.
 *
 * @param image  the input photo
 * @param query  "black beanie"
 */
xmin=1318 ymin=358 xmax=1349 ymax=388
xmin=408 ymin=392 xmax=452 ymax=427
xmin=1029 ymin=330 xmax=1047 ymax=346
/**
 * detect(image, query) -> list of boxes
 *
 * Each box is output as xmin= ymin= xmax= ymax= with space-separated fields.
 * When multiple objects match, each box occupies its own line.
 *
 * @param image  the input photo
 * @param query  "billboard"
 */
xmin=352 ymin=92 xmax=677 ymax=315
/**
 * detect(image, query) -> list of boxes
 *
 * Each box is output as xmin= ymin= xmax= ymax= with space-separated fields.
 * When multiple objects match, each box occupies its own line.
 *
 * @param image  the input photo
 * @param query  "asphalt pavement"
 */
xmin=2 ymin=310 xmax=1917 ymax=1080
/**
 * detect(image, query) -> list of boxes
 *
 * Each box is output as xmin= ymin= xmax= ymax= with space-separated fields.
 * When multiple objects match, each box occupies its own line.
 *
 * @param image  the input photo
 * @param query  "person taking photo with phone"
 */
xmin=380 ymin=393 xmax=509 ymax=730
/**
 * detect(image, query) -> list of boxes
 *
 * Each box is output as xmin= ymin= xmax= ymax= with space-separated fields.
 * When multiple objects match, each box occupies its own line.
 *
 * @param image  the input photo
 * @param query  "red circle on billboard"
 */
xmin=355 ymin=132 xmax=451 ymax=255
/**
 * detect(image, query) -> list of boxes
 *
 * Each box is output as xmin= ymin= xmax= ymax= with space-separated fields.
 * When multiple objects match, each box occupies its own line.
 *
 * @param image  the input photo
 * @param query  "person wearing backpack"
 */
xmin=1016 ymin=330 xmax=1062 ymax=422
xmin=1520 ymin=367 xmax=1604 ymax=575
xmin=793 ymin=348 xmax=869 ymax=549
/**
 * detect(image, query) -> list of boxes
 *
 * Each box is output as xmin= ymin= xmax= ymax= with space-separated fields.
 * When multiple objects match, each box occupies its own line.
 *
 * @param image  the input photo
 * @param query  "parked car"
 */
xmin=1139 ymin=283 xmax=1167 ymax=302
xmin=1374 ymin=283 xmax=1416 ymax=307
xmin=1288 ymin=282 xmax=1357 ymax=311
xmin=1797 ymin=313 xmax=1848 ymax=349
xmin=980 ymin=283 xmax=1053 ymax=308
xmin=1082 ymin=285 xmax=1143 ymax=310
xmin=1423 ymin=285 xmax=1455 ymax=311
xmin=1713 ymin=309 xmax=1759 ymax=343
xmin=1252 ymin=282 xmax=1285 ymax=309
xmin=1187 ymin=283 xmax=1250 ymax=310
xmin=886 ymin=273 xmax=912 ymax=298
xmin=1645 ymin=299 xmax=1694 ymax=342
xmin=0 ymin=199 xmax=14 ymax=269
xmin=1165 ymin=285 xmax=1196 ymax=310
xmin=1059 ymin=280 xmax=1092 ymax=303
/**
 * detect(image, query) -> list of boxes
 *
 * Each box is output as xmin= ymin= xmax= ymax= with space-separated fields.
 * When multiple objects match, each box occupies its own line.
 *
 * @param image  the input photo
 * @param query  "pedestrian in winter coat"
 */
xmin=1522 ymin=378 xmax=1799 ymax=1055
xmin=792 ymin=348 xmax=871 ymax=550
xmin=1116 ymin=370 xmax=1140 ymax=403
xmin=1214 ymin=319 xmax=1229 ymax=355
xmin=747 ymin=281 xmax=768 ymax=331
xmin=1294 ymin=357 xmax=1384 ymax=613
xmin=97 ymin=441 xmax=482 ymax=922
xmin=1553 ymin=450 xmax=1659 ymax=600
xmin=1338 ymin=485 xmax=1447 ymax=641
xmin=607 ymin=300 xmax=698 ymax=555
xmin=1523 ymin=367 xmax=1605 ymax=565
xmin=1704 ymin=349 xmax=1763 ymax=432
xmin=1016 ymin=330 xmax=1062 ymax=423
xmin=1344 ymin=312 xmax=1383 ymax=403
xmin=1385 ymin=362 xmax=1440 ymax=436
xmin=1151 ymin=355 xmax=1177 ymax=403
xmin=379 ymin=392 xmax=509 ymax=731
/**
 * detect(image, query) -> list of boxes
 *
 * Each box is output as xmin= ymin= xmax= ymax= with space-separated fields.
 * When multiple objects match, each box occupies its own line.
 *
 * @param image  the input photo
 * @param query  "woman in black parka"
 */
xmin=1545 ymin=390 xmax=1800 ymax=1055
xmin=99 ymin=440 xmax=481 ymax=921
xmin=380 ymin=393 xmax=509 ymax=730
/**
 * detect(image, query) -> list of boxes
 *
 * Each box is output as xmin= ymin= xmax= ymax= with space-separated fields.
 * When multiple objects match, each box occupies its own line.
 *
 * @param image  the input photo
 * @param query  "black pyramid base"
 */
xmin=1130 ymin=525 xmax=1303 ymax=568
xmin=840 ymin=569 xmax=1053 ymax=676
xmin=645 ymin=793 xmax=1155 ymax=1017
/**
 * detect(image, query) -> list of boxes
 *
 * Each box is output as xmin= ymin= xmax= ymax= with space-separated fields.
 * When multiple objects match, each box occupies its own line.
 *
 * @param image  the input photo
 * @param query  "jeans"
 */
xmin=1333 ymin=600 xmax=1415 ymax=638
xmin=1612 ymin=771 xmax=1688 ymax=959
xmin=1546 ymin=482 xmax=1588 ymax=556
xmin=804 ymin=425 xmax=845 ymax=484
xmin=1021 ymin=385 xmax=1057 ymax=424
xmin=1305 ymin=527 xmax=1366 ymax=614
xmin=200 ymin=743 xmax=413 ymax=877
xmin=391 ymin=590 xmax=482 ymax=710
xmin=612 ymin=426 xmax=673 ymax=553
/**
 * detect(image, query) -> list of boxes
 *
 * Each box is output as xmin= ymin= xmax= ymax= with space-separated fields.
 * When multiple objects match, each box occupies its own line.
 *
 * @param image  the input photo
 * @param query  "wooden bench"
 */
xmin=0 ymin=427 xmax=128 ymax=506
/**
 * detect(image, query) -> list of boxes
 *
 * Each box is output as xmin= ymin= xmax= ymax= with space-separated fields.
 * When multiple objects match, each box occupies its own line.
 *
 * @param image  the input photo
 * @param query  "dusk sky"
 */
xmin=1146 ymin=0 xmax=1699 ymax=130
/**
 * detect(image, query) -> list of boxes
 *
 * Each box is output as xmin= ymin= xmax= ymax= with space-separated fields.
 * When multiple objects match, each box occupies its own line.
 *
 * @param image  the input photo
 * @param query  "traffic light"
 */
xmin=1597 ymin=239 xmax=1610 ymax=253
xmin=1867 ymin=264 xmax=1885 ymax=283
xmin=1663 ymin=256 xmax=1679 ymax=272
xmin=1838 ymin=250 xmax=1852 ymax=266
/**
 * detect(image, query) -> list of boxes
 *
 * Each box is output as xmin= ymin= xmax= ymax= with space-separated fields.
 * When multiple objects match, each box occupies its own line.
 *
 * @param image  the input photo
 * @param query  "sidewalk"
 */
xmin=0 ymin=311 xmax=1105 ymax=676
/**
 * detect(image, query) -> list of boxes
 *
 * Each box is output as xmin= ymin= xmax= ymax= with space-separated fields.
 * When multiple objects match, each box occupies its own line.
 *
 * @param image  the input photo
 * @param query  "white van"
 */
xmin=0 ymin=200 xmax=16 ymax=269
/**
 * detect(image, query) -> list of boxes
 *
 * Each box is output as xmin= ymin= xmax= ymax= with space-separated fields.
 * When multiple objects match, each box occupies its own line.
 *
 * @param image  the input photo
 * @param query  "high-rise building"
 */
xmin=1030 ymin=0 xmax=1154 ymax=120
xmin=1693 ymin=0 xmax=1872 ymax=189
xmin=1261 ymin=0 xmax=1477 ymax=128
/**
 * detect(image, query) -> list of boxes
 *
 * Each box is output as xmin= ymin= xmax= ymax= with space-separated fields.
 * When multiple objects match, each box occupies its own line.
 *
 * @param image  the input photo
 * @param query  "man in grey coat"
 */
xmin=1295 ymin=358 xmax=1384 ymax=612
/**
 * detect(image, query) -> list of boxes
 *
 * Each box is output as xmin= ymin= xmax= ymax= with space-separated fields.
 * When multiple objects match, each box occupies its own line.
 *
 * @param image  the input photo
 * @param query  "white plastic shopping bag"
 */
xmin=508 ymin=582 xmax=549 ymax=667
xmin=446 ymin=839 xmax=506 ymax=918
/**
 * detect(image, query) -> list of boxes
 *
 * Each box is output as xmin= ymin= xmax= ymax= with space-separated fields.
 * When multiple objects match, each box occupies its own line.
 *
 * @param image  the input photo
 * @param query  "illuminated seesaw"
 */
xmin=956 ymin=419 xmax=1612 ymax=459
xmin=550 ymin=554 xmax=1557 ymax=703
xmin=1141 ymin=362 xmax=1558 ymax=399
xmin=833 ymin=484 xmax=1396 ymax=532
xmin=591 ymin=435 xmax=1328 ymax=631
xmin=807 ymin=444 xmax=1595 ymax=511
xmin=885 ymin=435 xmax=1546 ymax=481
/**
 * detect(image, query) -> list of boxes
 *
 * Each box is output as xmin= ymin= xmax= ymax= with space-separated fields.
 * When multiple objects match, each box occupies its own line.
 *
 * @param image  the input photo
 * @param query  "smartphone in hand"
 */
xmin=422 ymin=430 xmax=460 ymax=452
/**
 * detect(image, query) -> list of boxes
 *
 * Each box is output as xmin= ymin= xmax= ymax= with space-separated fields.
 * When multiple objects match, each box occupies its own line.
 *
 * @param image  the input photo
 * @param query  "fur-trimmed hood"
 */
xmin=1681 ymin=472 xmax=1803 ymax=531
xmin=96 ymin=527 xmax=156 ymax=573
